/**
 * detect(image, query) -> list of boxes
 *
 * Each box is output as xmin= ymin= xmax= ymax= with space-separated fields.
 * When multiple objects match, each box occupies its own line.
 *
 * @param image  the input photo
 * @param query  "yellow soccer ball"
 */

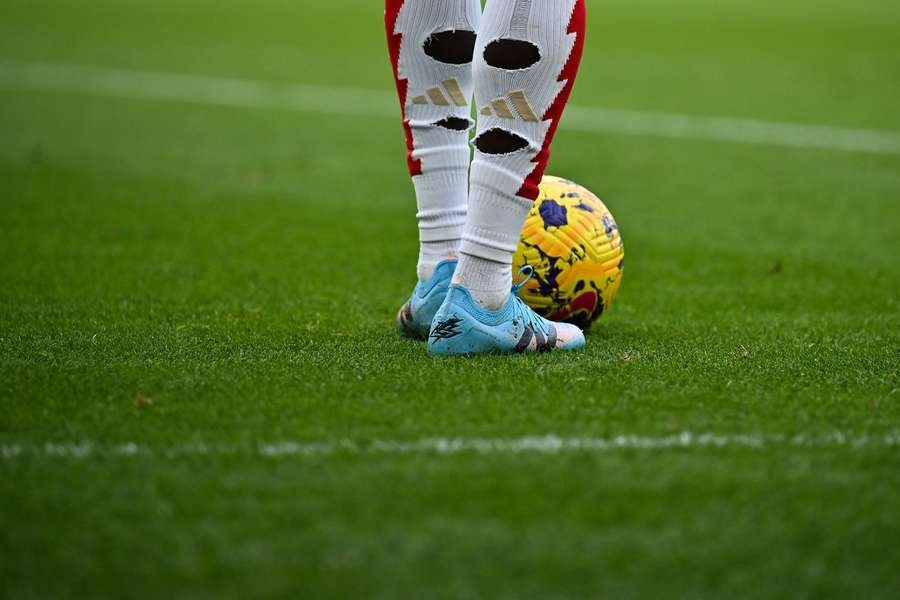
xmin=513 ymin=175 xmax=624 ymax=329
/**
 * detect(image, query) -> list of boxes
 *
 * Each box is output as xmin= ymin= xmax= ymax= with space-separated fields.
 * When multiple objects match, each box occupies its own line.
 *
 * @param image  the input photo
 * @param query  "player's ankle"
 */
xmin=417 ymin=240 xmax=459 ymax=282
xmin=452 ymin=254 xmax=511 ymax=310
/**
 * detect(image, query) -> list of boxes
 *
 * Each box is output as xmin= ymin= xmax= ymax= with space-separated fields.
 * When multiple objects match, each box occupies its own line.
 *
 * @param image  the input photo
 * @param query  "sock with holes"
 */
xmin=385 ymin=0 xmax=482 ymax=282
xmin=455 ymin=0 xmax=586 ymax=309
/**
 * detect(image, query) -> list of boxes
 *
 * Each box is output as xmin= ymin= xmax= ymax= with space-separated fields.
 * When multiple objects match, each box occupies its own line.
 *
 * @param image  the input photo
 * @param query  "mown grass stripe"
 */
xmin=2 ymin=59 xmax=899 ymax=155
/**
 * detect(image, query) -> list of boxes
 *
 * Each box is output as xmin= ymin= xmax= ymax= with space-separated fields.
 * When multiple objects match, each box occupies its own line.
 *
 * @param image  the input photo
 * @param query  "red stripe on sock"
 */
xmin=385 ymin=0 xmax=423 ymax=176
xmin=516 ymin=0 xmax=586 ymax=201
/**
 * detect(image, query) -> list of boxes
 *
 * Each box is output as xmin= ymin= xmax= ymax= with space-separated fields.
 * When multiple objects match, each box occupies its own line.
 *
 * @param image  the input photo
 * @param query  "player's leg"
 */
xmin=429 ymin=0 xmax=588 ymax=354
xmin=386 ymin=0 xmax=482 ymax=338
xmin=456 ymin=0 xmax=586 ymax=310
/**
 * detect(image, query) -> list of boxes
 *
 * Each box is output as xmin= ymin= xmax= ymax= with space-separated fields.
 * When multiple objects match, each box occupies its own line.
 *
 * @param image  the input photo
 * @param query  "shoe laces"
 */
xmin=511 ymin=265 xmax=535 ymax=296
xmin=510 ymin=265 xmax=551 ymax=335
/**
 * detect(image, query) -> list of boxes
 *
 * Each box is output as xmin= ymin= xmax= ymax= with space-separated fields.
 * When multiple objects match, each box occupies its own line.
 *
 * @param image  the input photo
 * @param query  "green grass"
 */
xmin=2 ymin=0 xmax=899 ymax=597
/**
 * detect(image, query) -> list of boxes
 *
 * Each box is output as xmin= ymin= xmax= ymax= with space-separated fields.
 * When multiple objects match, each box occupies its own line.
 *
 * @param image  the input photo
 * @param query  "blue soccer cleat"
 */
xmin=427 ymin=267 xmax=586 ymax=355
xmin=396 ymin=258 xmax=458 ymax=340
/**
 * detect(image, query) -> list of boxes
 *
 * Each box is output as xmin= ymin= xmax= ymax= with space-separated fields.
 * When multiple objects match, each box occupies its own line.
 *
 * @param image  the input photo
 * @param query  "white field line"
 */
xmin=2 ymin=59 xmax=900 ymax=156
xmin=2 ymin=432 xmax=899 ymax=460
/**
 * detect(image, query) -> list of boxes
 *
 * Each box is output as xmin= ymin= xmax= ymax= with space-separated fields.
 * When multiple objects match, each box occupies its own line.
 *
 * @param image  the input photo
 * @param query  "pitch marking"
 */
xmin=1 ymin=60 xmax=899 ymax=155
xmin=2 ymin=432 xmax=898 ymax=460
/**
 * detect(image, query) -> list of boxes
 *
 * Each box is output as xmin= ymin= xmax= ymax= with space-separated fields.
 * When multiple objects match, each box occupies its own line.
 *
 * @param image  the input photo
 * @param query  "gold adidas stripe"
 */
xmin=480 ymin=106 xmax=492 ymax=116
xmin=411 ymin=95 xmax=427 ymax=105
xmin=426 ymin=87 xmax=450 ymax=106
xmin=491 ymin=98 xmax=514 ymax=119
xmin=509 ymin=90 xmax=540 ymax=122
xmin=442 ymin=79 xmax=468 ymax=107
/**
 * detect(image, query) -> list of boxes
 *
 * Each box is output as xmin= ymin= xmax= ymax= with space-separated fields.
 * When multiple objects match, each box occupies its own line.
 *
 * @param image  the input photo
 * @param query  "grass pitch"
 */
xmin=2 ymin=0 xmax=899 ymax=597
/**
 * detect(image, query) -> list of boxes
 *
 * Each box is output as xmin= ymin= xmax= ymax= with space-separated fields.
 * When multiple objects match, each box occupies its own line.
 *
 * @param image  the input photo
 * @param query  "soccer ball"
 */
xmin=512 ymin=175 xmax=624 ymax=329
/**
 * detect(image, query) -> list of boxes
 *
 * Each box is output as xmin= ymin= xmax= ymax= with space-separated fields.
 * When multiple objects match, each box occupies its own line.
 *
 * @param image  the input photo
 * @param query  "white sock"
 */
xmin=453 ymin=256 xmax=512 ymax=310
xmin=454 ymin=0 xmax=585 ymax=309
xmin=454 ymin=192 xmax=531 ymax=309
xmin=418 ymin=238 xmax=459 ymax=282
xmin=386 ymin=0 xmax=482 ymax=282
xmin=411 ymin=155 xmax=467 ymax=282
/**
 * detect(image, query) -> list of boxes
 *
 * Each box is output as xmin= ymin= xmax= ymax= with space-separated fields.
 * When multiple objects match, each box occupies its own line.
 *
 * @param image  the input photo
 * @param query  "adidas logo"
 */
xmin=479 ymin=90 xmax=540 ymax=122
xmin=410 ymin=84 xmax=541 ymax=123
xmin=514 ymin=323 xmax=558 ymax=353
xmin=410 ymin=79 xmax=468 ymax=108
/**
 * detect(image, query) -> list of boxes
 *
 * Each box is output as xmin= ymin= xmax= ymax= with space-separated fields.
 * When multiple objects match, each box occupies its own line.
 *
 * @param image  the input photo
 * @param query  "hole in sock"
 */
xmin=423 ymin=30 xmax=477 ymax=65
xmin=475 ymin=129 xmax=529 ymax=154
xmin=483 ymin=38 xmax=541 ymax=70
xmin=434 ymin=117 xmax=471 ymax=131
